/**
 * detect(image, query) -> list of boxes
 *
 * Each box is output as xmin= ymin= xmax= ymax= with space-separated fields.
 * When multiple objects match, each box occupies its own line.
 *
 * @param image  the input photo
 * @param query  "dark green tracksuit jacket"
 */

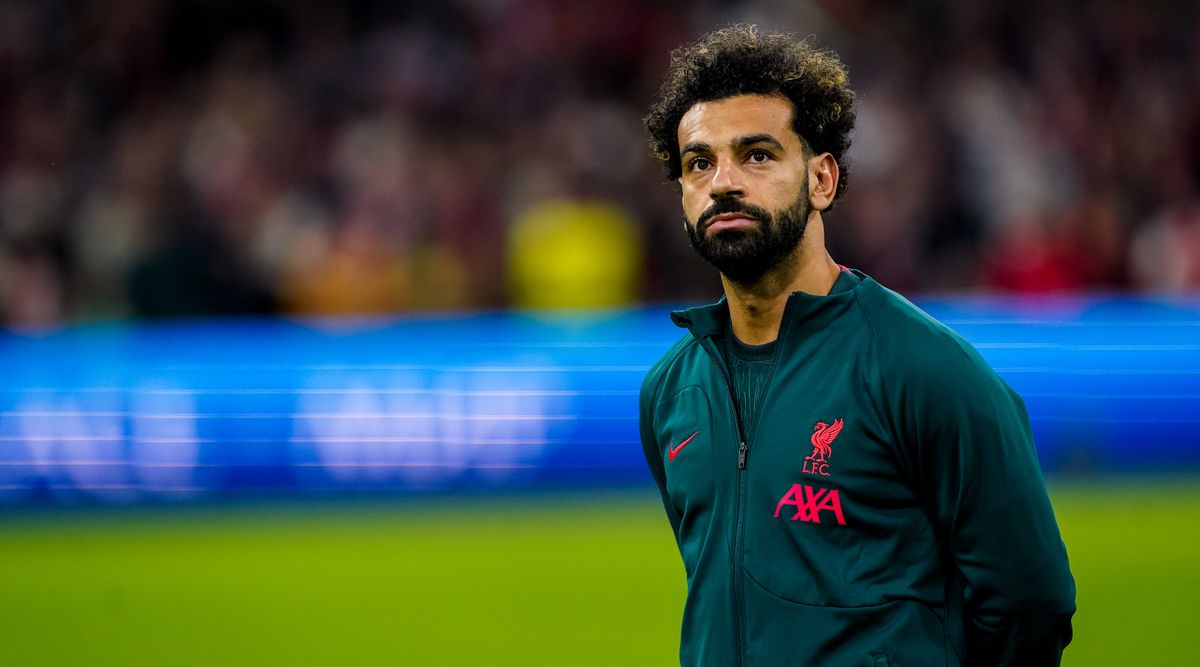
xmin=639 ymin=269 xmax=1075 ymax=667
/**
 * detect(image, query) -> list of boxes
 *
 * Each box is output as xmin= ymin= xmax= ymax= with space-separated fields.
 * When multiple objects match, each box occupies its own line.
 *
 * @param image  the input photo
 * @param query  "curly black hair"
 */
xmin=644 ymin=25 xmax=856 ymax=205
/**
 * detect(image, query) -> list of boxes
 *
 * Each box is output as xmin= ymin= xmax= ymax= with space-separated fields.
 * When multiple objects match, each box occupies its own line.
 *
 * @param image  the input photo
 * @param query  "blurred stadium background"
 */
xmin=1 ymin=0 xmax=1198 ymax=665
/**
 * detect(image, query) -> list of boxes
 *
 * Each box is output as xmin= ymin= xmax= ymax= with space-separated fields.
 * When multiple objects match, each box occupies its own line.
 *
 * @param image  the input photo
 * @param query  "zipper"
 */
xmin=731 ymin=439 xmax=749 ymax=667
xmin=696 ymin=335 xmax=750 ymax=667
xmin=680 ymin=297 xmax=795 ymax=667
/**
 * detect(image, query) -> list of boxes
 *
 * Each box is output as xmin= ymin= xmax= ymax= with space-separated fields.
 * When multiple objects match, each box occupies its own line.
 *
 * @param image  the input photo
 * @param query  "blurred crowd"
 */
xmin=1 ymin=0 xmax=1199 ymax=326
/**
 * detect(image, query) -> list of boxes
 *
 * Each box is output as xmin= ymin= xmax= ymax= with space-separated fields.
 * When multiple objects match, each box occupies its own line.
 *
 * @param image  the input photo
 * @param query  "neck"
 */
xmin=720 ymin=215 xmax=840 ymax=345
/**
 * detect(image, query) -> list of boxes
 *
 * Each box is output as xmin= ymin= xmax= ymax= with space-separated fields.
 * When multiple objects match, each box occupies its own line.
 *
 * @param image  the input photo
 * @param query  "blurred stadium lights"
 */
xmin=1 ymin=295 xmax=1199 ymax=505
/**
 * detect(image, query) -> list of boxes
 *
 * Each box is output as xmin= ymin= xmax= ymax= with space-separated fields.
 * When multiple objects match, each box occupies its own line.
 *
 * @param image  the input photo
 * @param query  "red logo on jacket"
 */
xmin=803 ymin=418 xmax=843 ymax=477
xmin=773 ymin=484 xmax=847 ymax=525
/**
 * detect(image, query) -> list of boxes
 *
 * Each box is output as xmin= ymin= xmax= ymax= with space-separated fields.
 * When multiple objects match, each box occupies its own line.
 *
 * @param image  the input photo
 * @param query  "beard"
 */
xmin=686 ymin=188 xmax=811 ymax=284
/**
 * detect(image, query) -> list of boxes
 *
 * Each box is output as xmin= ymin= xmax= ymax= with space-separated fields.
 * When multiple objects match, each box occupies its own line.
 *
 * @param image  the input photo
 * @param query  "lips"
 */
xmin=704 ymin=213 xmax=758 ymax=234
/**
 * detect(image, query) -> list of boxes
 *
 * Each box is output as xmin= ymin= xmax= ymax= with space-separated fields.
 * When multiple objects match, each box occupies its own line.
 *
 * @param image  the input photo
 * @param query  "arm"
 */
xmin=640 ymin=369 xmax=683 ymax=539
xmin=895 ymin=343 xmax=1075 ymax=666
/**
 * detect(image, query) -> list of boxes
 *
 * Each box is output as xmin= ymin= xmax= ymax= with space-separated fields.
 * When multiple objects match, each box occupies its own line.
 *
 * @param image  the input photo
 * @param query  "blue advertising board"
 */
xmin=1 ymin=295 xmax=1198 ymax=504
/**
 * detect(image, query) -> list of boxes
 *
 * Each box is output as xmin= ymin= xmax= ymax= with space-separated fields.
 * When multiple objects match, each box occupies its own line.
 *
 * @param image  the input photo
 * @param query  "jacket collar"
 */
xmin=671 ymin=268 xmax=866 ymax=339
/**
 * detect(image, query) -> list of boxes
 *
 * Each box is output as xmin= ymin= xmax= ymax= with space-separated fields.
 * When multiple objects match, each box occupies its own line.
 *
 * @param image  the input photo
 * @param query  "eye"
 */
xmin=747 ymin=149 xmax=772 ymax=163
xmin=687 ymin=157 xmax=711 ymax=173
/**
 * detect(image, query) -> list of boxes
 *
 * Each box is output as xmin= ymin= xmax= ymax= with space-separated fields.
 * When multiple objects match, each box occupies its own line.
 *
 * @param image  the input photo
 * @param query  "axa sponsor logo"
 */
xmin=773 ymin=484 xmax=847 ymax=525
xmin=803 ymin=417 xmax=843 ymax=477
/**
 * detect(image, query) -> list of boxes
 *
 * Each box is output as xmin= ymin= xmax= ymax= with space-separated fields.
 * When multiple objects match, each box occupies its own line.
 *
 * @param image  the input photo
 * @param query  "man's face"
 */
xmin=676 ymin=94 xmax=813 ymax=283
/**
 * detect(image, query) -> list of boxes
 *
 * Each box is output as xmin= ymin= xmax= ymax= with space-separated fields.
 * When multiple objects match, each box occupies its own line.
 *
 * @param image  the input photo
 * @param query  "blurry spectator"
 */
xmin=1 ymin=246 xmax=66 ymax=327
xmin=507 ymin=198 xmax=643 ymax=309
xmin=2 ymin=0 xmax=1200 ymax=327
xmin=1131 ymin=201 xmax=1200 ymax=292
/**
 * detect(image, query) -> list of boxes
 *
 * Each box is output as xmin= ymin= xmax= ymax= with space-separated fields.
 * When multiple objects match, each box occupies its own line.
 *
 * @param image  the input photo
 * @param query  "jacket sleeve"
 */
xmin=891 ymin=340 xmax=1076 ymax=666
xmin=640 ymin=368 xmax=682 ymax=540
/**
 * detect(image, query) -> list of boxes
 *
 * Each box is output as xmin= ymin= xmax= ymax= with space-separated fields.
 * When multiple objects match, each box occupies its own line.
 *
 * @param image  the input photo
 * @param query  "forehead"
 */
xmin=677 ymin=94 xmax=798 ymax=151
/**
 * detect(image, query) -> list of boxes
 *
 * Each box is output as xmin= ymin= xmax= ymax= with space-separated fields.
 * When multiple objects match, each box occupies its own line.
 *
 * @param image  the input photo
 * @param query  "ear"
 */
xmin=808 ymin=152 xmax=840 ymax=212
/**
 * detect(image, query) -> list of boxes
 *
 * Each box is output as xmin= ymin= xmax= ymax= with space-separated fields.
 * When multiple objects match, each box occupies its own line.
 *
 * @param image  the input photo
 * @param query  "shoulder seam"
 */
xmin=852 ymin=286 xmax=889 ymax=421
xmin=853 ymin=285 xmax=916 ymax=484
xmin=643 ymin=334 xmax=701 ymax=431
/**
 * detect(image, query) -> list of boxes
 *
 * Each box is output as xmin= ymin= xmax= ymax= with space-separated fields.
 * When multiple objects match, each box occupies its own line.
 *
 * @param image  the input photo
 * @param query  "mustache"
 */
xmin=697 ymin=197 xmax=772 ymax=232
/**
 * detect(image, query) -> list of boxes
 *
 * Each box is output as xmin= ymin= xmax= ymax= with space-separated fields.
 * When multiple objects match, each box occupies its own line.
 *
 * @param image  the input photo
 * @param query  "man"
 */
xmin=638 ymin=26 xmax=1075 ymax=666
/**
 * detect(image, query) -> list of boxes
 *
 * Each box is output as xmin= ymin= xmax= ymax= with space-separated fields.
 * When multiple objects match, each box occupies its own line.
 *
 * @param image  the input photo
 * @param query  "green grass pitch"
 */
xmin=0 ymin=478 xmax=1196 ymax=665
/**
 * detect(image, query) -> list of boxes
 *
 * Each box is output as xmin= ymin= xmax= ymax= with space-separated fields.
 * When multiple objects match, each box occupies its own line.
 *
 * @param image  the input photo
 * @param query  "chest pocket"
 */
xmin=742 ymin=406 xmax=931 ymax=606
xmin=656 ymin=386 xmax=718 ymax=528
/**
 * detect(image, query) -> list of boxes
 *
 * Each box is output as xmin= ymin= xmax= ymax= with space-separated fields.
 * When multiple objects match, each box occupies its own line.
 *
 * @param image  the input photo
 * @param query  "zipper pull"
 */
xmin=738 ymin=441 xmax=748 ymax=469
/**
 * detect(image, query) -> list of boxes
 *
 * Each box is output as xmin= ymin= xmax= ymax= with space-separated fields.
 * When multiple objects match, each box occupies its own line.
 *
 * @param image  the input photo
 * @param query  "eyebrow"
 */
xmin=733 ymin=134 xmax=785 ymax=152
xmin=681 ymin=134 xmax=786 ymax=157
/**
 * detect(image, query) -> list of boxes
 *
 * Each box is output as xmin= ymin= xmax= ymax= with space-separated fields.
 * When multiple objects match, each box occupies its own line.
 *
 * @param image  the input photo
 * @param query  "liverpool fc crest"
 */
xmin=803 ymin=418 xmax=843 ymax=477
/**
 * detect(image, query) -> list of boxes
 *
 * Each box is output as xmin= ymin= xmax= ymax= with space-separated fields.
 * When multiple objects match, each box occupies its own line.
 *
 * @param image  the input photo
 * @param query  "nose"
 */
xmin=709 ymin=162 xmax=745 ymax=200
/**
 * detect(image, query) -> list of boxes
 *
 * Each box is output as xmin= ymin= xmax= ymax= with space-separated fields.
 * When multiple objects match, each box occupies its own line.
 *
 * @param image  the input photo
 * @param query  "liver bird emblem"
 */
xmin=807 ymin=418 xmax=844 ymax=462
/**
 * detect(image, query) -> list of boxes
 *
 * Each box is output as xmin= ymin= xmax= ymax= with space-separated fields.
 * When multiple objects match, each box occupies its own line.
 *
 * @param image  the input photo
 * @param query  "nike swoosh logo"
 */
xmin=668 ymin=431 xmax=699 ymax=462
